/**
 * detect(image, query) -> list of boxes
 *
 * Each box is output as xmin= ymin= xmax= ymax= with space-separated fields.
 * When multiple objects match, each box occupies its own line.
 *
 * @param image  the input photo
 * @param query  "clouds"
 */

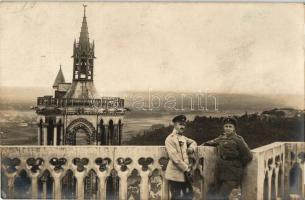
xmin=0 ymin=3 xmax=303 ymax=95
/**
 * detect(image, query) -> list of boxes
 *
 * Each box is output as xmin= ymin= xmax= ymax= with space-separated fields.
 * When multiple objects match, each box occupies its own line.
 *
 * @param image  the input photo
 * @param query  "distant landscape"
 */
xmin=126 ymin=109 xmax=304 ymax=149
xmin=0 ymin=86 xmax=304 ymax=146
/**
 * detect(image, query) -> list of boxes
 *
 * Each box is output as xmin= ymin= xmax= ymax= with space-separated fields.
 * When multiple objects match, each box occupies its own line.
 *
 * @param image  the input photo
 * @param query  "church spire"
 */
xmin=79 ymin=4 xmax=89 ymax=49
xmin=71 ymin=5 xmax=95 ymax=82
xmin=53 ymin=64 xmax=66 ymax=89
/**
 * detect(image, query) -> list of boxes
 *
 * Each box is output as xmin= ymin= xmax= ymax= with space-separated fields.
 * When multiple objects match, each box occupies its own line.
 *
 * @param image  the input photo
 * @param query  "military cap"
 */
xmin=222 ymin=116 xmax=237 ymax=127
xmin=172 ymin=115 xmax=187 ymax=123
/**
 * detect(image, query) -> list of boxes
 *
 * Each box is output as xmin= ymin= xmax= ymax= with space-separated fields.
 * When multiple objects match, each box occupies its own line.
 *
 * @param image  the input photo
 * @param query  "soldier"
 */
xmin=165 ymin=115 xmax=197 ymax=200
xmin=203 ymin=117 xmax=252 ymax=200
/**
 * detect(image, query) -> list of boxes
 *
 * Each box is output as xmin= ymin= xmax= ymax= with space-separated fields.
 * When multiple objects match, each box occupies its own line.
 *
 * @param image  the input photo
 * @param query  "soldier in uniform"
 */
xmin=165 ymin=115 xmax=197 ymax=200
xmin=203 ymin=117 xmax=252 ymax=200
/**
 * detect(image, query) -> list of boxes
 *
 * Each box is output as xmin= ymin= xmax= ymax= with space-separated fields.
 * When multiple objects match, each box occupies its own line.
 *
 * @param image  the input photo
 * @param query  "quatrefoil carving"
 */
xmin=73 ymin=158 xmax=89 ymax=172
xmin=2 ymin=157 xmax=21 ymax=173
xmin=26 ymin=158 xmax=44 ymax=173
xmin=138 ymin=157 xmax=154 ymax=171
xmin=117 ymin=157 xmax=132 ymax=172
xmin=49 ymin=157 xmax=67 ymax=172
xmin=158 ymin=157 xmax=169 ymax=171
xmin=95 ymin=157 xmax=112 ymax=172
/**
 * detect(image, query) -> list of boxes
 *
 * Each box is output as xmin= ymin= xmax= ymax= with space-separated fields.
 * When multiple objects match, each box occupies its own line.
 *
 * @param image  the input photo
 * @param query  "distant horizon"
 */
xmin=0 ymin=85 xmax=304 ymax=96
xmin=0 ymin=85 xmax=303 ymax=110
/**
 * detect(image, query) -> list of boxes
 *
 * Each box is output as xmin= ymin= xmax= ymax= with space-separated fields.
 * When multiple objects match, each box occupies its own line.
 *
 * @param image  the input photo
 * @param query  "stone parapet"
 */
xmin=1 ymin=143 xmax=304 ymax=199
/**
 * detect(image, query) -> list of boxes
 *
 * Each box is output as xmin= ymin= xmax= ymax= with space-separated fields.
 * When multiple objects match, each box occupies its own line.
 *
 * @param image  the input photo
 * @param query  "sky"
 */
xmin=0 ymin=2 xmax=304 ymax=95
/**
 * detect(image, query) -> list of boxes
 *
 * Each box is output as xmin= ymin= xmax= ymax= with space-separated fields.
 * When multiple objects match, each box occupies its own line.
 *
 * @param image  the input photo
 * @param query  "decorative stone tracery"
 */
xmin=1 ymin=143 xmax=304 ymax=200
xmin=65 ymin=118 xmax=96 ymax=145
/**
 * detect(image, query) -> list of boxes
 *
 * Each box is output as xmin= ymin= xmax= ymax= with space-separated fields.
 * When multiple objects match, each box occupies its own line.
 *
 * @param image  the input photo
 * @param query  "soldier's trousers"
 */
xmin=168 ymin=180 xmax=193 ymax=200
xmin=218 ymin=180 xmax=239 ymax=200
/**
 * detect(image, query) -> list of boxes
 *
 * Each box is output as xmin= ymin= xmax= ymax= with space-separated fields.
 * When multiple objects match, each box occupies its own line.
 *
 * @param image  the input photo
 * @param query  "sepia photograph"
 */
xmin=0 ymin=2 xmax=304 ymax=200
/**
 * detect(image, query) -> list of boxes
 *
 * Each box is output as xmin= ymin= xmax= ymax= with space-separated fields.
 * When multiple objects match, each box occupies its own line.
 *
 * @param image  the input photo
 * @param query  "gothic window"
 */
xmin=38 ymin=170 xmax=54 ymax=199
xmin=61 ymin=170 xmax=77 ymax=199
xmin=84 ymin=170 xmax=99 ymax=199
xmin=106 ymin=169 xmax=120 ymax=200
xmin=14 ymin=170 xmax=31 ymax=199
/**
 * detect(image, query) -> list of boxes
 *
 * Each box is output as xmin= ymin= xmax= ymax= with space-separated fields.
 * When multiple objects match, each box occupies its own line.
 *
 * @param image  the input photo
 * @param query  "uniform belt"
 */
xmin=220 ymin=156 xmax=238 ymax=161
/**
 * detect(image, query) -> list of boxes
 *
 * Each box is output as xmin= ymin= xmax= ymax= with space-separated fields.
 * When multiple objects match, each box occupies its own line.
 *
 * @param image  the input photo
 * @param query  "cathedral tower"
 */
xmin=36 ymin=5 xmax=125 ymax=146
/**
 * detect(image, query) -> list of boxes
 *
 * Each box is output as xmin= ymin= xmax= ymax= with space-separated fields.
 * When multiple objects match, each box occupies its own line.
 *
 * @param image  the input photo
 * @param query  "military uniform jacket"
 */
xmin=165 ymin=130 xmax=197 ymax=182
xmin=205 ymin=133 xmax=253 ymax=182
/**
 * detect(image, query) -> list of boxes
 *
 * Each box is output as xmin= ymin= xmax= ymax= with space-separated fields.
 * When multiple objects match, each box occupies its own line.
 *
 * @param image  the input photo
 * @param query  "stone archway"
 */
xmin=65 ymin=118 xmax=96 ymax=145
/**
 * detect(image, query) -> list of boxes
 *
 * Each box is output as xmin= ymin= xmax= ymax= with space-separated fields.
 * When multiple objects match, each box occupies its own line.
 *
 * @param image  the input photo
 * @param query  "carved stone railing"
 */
xmin=1 ymin=143 xmax=304 ymax=200
xmin=0 ymin=146 xmax=216 ymax=200
xmin=242 ymin=142 xmax=305 ymax=200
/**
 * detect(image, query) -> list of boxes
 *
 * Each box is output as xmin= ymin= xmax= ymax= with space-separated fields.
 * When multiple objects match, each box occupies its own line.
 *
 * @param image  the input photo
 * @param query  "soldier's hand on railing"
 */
xmin=184 ymin=170 xmax=193 ymax=183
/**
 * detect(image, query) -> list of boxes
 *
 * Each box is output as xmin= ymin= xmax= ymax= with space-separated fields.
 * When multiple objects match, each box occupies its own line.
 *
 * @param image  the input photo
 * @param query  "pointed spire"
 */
xmin=79 ymin=4 xmax=89 ymax=49
xmin=83 ymin=4 xmax=87 ymax=17
xmin=53 ymin=65 xmax=66 ymax=88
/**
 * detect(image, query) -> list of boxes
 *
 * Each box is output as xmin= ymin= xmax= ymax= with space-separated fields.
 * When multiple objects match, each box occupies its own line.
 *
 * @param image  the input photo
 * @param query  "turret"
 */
xmin=72 ymin=4 xmax=95 ymax=82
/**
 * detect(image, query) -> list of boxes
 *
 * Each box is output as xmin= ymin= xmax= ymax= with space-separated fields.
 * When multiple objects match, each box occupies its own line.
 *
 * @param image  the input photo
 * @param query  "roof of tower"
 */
xmin=79 ymin=4 xmax=89 ymax=48
xmin=63 ymin=81 xmax=101 ymax=99
xmin=53 ymin=65 xmax=66 ymax=88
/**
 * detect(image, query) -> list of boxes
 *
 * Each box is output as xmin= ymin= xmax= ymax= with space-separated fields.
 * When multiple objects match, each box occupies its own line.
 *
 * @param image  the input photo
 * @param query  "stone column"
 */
xmin=75 ymin=171 xmax=85 ymax=200
xmin=268 ymin=170 xmax=273 ymax=200
xmin=43 ymin=125 xmax=48 ymax=146
xmin=96 ymin=172 xmax=107 ymax=200
xmin=242 ymin=152 xmax=265 ymax=200
xmin=140 ymin=170 xmax=150 ymax=200
xmin=53 ymin=172 xmax=62 ymax=199
xmin=6 ymin=173 xmax=16 ymax=199
xmin=41 ymin=180 xmax=47 ymax=199
xmin=275 ymin=167 xmax=279 ymax=198
xmin=31 ymin=173 xmax=39 ymax=199
xmin=118 ymin=171 xmax=129 ymax=200
xmin=162 ymin=178 xmax=169 ymax=200
xmin=53 ymin=125 xmax=57 ymax=146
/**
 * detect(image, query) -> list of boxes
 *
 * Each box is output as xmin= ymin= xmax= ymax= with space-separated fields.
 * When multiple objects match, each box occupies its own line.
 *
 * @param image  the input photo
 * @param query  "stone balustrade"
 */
xmin=37 ymin=97 xmax=125 ymax=109
xmin=242 ymin=142 xmax=305 ymax=200
xmin=1 ymin=142 xmax=304 ymax=200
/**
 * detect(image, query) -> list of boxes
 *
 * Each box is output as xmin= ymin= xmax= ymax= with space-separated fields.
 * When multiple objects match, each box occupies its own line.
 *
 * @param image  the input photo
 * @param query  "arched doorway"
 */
xmin=75 ymin=128 xmax=90 ymax=145
xmin=65 ymin=118 xmax=96 ymax=145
